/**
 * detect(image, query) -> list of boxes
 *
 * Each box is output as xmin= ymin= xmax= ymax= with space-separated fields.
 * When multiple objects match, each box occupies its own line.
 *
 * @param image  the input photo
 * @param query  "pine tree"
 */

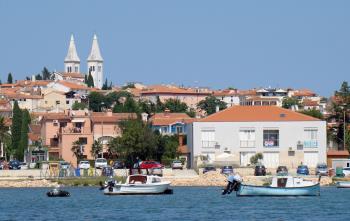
xmin=11 ymin=101 xmax=22 ymax=159
xmin=108 ymin=81 xmax=113 ymax=90
xmin=87 ymin=72 xmax=94 ymax=88
xmin=19 ymin=109 xmax=31 ymax=161
xmin=7 ymin=73 xmax=13 ymax=84
xmin=84 ymin=74 xmax=88 ymax=84
xmin=42 ymin=67 xmax=51 ymax=80
xmin=102 ymin=79 xmax=108 ymax=90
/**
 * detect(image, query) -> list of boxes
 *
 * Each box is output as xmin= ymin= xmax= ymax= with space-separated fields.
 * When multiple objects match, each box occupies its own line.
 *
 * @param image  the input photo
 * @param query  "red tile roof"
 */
xmin=293 ymin=89 xmax=316 ymax=97
xmin=91 ymin=113 xmax=137 ymax=123
xmin=57 ymin=81 xmax=92 ymax=90
xmin=199 ymin=106 xmax=321 ymax=122
xmin=150 ymin=112 xmax=194 ymax=126
xmin=62 ymin=72 xmax=85 ymax=78
xmin=141 ymin=85 xmax=211 ymax=96
xmin=327 ymin=150 xmax=350 ymax=157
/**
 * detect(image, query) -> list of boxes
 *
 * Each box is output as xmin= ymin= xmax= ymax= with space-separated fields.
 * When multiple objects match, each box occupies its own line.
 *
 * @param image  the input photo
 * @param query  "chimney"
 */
xmin=216 ymin=105 xmax=220 ymax=113
xmin=141 ymin=112 xmax=148 ymax=122
xmin=164 ymin=108 xmax=170 ymax=116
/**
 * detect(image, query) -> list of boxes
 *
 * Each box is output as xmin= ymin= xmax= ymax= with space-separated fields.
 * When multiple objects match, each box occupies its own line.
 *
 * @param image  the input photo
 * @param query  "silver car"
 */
xmin=315 ymin=163 xmax=328 ymax=176
xmin=171 ymin=160 xmax=183 ymax=170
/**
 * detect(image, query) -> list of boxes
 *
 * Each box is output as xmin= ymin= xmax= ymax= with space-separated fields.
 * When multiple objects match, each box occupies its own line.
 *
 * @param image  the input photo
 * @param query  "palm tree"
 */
xmin=91 ymin=140 xmax=102 ymax=159
xmin=0 ymin=116 xmax=11 ymax=160
xmin=71 ymin=140 xmax=84 ymax=166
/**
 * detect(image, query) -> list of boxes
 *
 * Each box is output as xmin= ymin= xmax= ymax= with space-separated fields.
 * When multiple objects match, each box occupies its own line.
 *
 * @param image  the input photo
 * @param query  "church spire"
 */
xmin=64 ymin=34 xmax=80 ymax=73
xmin=65 ymin=34 xmax=80 ymax=62
xmin=87 ymin=34 xmax=103 ymax=62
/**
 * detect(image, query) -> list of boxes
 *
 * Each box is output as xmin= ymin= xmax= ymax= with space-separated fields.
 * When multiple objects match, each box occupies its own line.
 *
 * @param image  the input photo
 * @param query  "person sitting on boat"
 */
xmin=222 ymin=172 xmax=242 ymax=195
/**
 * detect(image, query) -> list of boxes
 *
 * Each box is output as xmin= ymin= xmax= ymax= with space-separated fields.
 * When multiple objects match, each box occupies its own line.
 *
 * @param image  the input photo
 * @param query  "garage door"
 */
xmin=240 ymin=152 xmax=256 ymax=166
xmin=263 ymin=152 xmax=279 ymax=168
xmin=304 ymin=152 xmax=318 ymax=168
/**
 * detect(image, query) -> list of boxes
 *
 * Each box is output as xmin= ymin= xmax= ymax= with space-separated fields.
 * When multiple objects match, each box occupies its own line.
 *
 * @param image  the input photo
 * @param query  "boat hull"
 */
xmin=104 ymin=182 xmax=171 ymax=195
xmin=336 ymin=181 xmax=350 ymax=188
xmin=236 ymin=184 xmax=320 ymax=197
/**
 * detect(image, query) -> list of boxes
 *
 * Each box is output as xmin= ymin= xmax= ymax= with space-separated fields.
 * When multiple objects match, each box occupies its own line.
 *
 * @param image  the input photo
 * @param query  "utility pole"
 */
xmin=344 ymin=110 xmax=346 ymax=150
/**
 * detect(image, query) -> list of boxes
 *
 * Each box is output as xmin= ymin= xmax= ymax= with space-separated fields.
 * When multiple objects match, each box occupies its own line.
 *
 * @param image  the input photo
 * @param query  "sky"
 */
xmin=0 ymin=0 xmax=349 ymax=96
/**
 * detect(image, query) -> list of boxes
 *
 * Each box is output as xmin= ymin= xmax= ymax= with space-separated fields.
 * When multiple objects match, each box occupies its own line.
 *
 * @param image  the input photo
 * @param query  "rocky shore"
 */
xmin=0 ymin=179 xmax=58 ymax=188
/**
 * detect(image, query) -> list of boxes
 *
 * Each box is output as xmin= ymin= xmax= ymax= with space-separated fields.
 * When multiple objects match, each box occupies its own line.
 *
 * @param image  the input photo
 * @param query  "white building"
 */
xmin=64 ymin=35 xmax=80 ymax=73
xmin=187 ymin=106 xmax=327 ymax=169
xmin=87 ymin=34 xmax=104 ymax=89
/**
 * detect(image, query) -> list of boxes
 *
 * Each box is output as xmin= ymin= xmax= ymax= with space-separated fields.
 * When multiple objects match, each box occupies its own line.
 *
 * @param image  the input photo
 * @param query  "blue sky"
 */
xmin=0 ymin=0 xmax=349 ymax=96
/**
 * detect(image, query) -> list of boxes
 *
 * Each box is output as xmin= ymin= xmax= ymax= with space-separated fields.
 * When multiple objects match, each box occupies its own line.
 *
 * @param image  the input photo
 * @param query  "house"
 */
xmin=213 ymin=89 xmax=240 ymax=107
xmin=327 ymin=150 xmax=350 ymax=169
xmin=0 ymin=99 xmax=12 ymax=117
xmin=187 ymin=106 xmax=327 ymax=169
xmin=140 ymin=85 xmax=211 ymax=109
xmin=53 ymin=72 xmax=85 ymax=83
xmin=41 ymin=89 xmax=68 ymax=112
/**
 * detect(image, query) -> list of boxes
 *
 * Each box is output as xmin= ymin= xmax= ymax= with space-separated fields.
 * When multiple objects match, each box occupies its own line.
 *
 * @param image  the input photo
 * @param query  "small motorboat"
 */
xmin=47 ymin=188 xmax=70 ymax=197
xmin=223 ymin=175 xmax=320 ymax=197
xmin=100 ymin=174 xmax=172 ymax=195
xmin=336 ymin=181 xmax=350 ymax=188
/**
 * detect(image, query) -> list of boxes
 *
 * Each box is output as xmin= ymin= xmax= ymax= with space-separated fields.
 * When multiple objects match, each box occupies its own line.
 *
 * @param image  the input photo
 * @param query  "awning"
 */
xmin=72 ymin=119 xmax=85 ymax=123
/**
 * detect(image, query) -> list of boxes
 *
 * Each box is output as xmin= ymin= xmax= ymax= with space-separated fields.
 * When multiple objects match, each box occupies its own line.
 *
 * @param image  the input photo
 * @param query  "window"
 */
xmin=263 ymin=130 xmax=279 ymax=147
xmin=304 ymin=128 xmax=318 ymax=148
xmin=161 ymin=126 xmax=168 ymax=134
xmin=74 ymin=66 xmax=78 ymax=72
xmin=79 ymin=137 xmax=88 ymax=145
xmin=98 ymin=66 xmax=102 ymax=72
xmin=56 ymin=101 xmax=60 ymax=105
xmin=201 ymin=129 xmax=215 ymax=148
xmin=239 ymin=129 xmax=256 ymax=147
xmin=66 ymin=100 xmax=69 ymax=104
xmin=176 ymin=126 xmax=183 ymax=134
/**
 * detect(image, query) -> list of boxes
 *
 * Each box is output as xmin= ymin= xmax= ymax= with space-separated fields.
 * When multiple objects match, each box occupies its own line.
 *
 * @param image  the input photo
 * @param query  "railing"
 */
xmin=61 ymin=127 xmax=84 ymax=134
xmin=202 ymin=141 xmax=217 ymax=148
xmin=240 ymin=140 xmax=256 ymax=148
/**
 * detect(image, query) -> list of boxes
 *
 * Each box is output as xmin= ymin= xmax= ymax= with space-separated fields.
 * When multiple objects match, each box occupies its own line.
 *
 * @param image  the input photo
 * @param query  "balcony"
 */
xmin=60 ymin=127 xmax=84 ymax=134
xmin=304 ymin=140 xmax=318 ymax=148
xmin=240 ymin=140 xmax=256 ymax=148
xmin=202 ymin=141 xmax=217 ymax=148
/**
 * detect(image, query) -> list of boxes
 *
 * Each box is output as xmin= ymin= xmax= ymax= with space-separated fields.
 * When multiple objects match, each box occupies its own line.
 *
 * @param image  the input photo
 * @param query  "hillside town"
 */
xmin=0 ymin=34 xmax=349 ymax=177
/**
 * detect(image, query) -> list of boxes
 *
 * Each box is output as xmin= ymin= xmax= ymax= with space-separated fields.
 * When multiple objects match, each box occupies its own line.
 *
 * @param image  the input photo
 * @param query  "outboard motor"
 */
xmin=99 ymin=177 xmax=116 ymax=192
xmin=222 ymin=174 xmax=242 ymax=195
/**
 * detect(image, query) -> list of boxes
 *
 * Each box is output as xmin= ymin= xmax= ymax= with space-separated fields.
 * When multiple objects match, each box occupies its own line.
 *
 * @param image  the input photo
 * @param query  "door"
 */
xmin=263 ymin=152 xmax=279 ymax=168
xmin=240 ymin=152 xmax=256 ymax=166
xmin=304 ymin=152 xmax=318 ymax=168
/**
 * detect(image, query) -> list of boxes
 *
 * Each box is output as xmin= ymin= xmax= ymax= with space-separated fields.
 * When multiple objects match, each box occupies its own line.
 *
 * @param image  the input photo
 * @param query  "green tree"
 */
xmin=71 ymin=139 xmax=85 ymax=166
xmin=72 ymin=102 xmax=87 ymax=110
xmin=7 ymin=73 xmax=13 ymax=84
xmin=18 ymin=109 xmax=31 ymax=160
xmin=197 ymin=95 xmax=227 ymax=115
xmin=250 ymin=153 xmax=263 ymax=165
xmin=88 ymin=92 xmax=106 ymax=112
xmin=102 ymin=79 xmax=108 ymax=90
xmin=35 ymin=74 xmax=43 ymax=80
xmin=282 ymin=97 xmax=300 ymax=109
xmin=0 ymin=116 xmax=11 ymax=160
xmin=108 ymin=120 xmax=157 ymax=167
xmin=122 ymin=83 xmax=136 ymax=90
xmin=164 ymin=98 xmax=188 ymax=112
xmin=299 ymin=109 xmax=323 ymax=119
xmin=91 ymin=140 xmax=103 ymax=159
xmin=186 ymin=108 xmax=196 ymax=118
xmin=11 ymin=101 xmax=22 ymax=159
xmin=42 ymin=67 xmax=51 ymax=80
xmin=87 ymin=72 xmax=94 ymax=88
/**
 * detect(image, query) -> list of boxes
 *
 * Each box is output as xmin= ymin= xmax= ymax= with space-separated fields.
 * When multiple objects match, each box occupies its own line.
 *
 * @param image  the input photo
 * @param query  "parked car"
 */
xmin=139 ymin=161 xmax=164 ymax=169
xmin=150 ymin=168 xmax=163 ymax=177
xmin=315 ymin=163 xmax=328 ymax=176
xmin=276 ymin=166 xmax=288 ymax=176
xmin=221 ymin=166 xmax=234 ymax=175
xmin=78 ymin=161 xmax=91 ymax=170
xmin=95 ymin=158 xmax=108 ymax=169
xmin=102 ymin=166 xmax=114 ymax=176
xmin=171 ymin=160 xmax=183 ymax=170
xmin=112 ymin=160 xmax=125 ymax=169
xmin=59 ymin=161 xmax=70 ymax=170
xmin=343 ymin=167 xmax=350 ymax=177
xmin=9 ymin=160 xmax=21 ymax=170
xmin=297 ymin=165 xmax=309 ymax=175
xmin=254 ymin=165 xmax=266 ymax=176
xmin=203 ymin=165 xmax=216 ymax=174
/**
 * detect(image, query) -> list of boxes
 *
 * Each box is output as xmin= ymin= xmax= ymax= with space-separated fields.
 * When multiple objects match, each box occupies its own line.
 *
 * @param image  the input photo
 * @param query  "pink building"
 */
xmin=39 ymin=110 xmax=136 ymax=166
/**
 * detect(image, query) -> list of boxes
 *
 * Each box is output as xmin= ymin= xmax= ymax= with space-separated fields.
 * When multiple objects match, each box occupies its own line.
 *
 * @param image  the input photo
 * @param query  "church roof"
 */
xmin=64 ymin=35 xmax=80 ymax=63
xmin=87 ymin=34 xmax=103 ymax=62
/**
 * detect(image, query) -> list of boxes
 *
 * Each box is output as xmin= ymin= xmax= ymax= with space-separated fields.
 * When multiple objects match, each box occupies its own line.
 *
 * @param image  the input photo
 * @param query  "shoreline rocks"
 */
xmin=0 ymin=179 xmax=58 ymax=188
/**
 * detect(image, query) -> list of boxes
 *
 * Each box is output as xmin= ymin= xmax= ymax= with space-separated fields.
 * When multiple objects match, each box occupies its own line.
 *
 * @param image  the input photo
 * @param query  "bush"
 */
xmin=250 ymin=153 xmax=263 ymax=165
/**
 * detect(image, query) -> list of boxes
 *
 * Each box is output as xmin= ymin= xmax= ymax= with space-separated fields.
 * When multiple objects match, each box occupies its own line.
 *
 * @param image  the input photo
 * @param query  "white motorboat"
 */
xmin=101 ymin=174 xmax=172 ymax=195
xmin=336 ymin=181 xmax=350 ymax=188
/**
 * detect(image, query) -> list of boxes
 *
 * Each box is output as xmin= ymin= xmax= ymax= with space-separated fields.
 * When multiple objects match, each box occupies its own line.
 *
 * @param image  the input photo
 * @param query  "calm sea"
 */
xmin=0 ymin=186 xmax=348 ymax=221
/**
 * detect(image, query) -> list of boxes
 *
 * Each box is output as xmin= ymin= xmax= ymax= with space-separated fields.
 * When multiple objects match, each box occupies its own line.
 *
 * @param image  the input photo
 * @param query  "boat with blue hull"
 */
xmin=236 ymin=183 xmax=320 ymax=196
xmin=223 ymin=175 xmax=321 ymax=197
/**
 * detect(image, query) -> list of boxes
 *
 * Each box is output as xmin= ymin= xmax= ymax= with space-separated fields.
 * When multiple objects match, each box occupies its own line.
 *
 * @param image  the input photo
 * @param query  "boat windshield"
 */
xmin=129 ymin=175 xmax=147 ymax=184
xmin=152 ymin=177 xmax=161 ymax=183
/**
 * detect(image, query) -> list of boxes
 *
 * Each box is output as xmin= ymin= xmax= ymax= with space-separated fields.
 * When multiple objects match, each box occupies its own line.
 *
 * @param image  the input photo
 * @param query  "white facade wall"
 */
xmin=189 ymin=121 xmax=327 ymax=169
xmin=216 ymin=96 xmax=240 ymax=107
xmin=88 ymin=61 xmax=103 ymax=89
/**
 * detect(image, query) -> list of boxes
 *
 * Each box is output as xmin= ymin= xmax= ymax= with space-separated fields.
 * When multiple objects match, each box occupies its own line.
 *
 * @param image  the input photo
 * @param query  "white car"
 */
xmin=343 ymin=167 xmax=350 ymax=176
xmin=171 ymin=160 xmax=183 ymax=170
xmin=95 ymin=158 xmax=108 ymax=169
xmin=79 ymin=161 xmax=91 ymax=170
